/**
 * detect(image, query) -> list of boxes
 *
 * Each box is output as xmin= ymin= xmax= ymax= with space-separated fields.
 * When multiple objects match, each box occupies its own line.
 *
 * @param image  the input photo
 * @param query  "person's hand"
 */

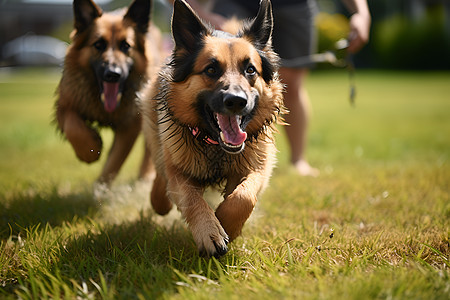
xmin=347 ymin=11 xmax=371 ymax=53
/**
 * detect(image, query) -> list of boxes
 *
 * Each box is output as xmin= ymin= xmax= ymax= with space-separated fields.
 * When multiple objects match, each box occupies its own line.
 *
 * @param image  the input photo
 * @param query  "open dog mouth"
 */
xmin=100 ymin=82 xmax=122 ymax=113
xmin=200 ymin=106 xmax=250 ymax=154
xmin=215 ymin=113 xmax=247 ymax=153
xmin=94 ymin=63 xmax=126 ymax=113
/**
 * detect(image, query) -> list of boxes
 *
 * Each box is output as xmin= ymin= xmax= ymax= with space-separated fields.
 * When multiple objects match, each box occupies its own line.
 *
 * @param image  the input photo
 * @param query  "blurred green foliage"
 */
xmin=315 ymin=3 xmax=450 ymax=69
xmin=373 ymin=5 xmax=450 ymax=69
xmin=316 ymin=12 xmax=350 ymax=52
xmin=48 ymin=1 xmax=450 ymax=70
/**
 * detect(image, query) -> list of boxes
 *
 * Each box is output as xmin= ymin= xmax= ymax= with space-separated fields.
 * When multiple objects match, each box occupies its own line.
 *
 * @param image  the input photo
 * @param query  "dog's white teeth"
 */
xmin=100 ymin=93 xmax=105 ymax=103
xmin=219 ymin=132 xmax=241 ymax=148
xmin=237 ymin=115 xmax=242 ymax=125
xmin=117 ymin=92 xmax=122 ymax=102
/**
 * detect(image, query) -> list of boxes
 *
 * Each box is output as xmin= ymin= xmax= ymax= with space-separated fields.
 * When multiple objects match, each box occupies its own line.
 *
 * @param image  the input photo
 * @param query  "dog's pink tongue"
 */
xmin=102 ymin=82 xmax=120 ymax=113
xmin=216 ymin=114 xmax=247 ymax=146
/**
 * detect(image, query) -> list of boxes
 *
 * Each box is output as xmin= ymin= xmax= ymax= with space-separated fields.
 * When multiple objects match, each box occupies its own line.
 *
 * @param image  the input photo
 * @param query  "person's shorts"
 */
xmin=212 ymin=0 xmax=318 ymax=68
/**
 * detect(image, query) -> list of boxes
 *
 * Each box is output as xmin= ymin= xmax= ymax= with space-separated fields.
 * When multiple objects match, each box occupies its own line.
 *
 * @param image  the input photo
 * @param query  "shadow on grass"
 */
xmin=54 ymin=215 xmax=219 ymax=297
xmin=1 ymin=182 xmax=232 ymax=297
xmin=0 ymin=188 xmax=99 ymax=239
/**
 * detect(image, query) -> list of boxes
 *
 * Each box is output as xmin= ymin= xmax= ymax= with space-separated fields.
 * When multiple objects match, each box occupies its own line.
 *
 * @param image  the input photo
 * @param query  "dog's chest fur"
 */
xmin=156 ymin=106 xmax=268 ymax=186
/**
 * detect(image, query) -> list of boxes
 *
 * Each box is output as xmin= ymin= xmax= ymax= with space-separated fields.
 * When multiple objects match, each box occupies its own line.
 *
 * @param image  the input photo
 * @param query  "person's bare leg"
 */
xmin=280 ymin=67 xmax=319 ymax=177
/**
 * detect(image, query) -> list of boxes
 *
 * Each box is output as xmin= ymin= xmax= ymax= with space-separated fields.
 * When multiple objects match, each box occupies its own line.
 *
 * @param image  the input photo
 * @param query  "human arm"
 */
xmin=341 ymin=0 xmax=371 ymax=53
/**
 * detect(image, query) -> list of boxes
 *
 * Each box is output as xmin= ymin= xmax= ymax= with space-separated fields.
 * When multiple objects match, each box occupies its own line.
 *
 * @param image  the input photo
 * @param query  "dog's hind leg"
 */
xmin=60 ymin=110 xmax=102 ymax=163
xmin=98 ymin=119 xmax=141 ymax=183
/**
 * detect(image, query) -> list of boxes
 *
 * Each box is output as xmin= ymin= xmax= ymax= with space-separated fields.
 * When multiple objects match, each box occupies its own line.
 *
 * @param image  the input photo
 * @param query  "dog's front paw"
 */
xmin=64 ymin=118 xmax=102 ymax=163
xmin=74 ymin=131 xmax=102 ymax=163
xmin=191 ymin=218 xmax=229 ymax=258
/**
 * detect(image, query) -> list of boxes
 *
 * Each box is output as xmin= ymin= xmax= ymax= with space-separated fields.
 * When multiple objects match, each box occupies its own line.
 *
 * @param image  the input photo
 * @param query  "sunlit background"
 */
xmin=0 ymin=2 xmax=448 ymax=298
xmin=0 ymin=0 xmax=449 ymax=69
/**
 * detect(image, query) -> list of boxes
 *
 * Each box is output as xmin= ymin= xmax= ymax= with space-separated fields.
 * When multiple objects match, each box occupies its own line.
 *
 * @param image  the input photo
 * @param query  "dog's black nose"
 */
xmin=223 ymin=93 xmax=247 ymax=114
xmin=103 ymin=67 xmax=122 ymax=83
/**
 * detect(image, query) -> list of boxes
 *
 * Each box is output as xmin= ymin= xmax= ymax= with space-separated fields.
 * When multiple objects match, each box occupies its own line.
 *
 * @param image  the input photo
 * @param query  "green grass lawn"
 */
xmin=0 ymin=68 xmax=448 ymax=299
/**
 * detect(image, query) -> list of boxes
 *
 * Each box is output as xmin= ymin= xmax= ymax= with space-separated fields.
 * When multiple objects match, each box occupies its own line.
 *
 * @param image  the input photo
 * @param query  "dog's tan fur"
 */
xmin=142 ymin=0 xmax=285 ymax=257
xmin=55 ymin=0 xmax=162 ymax=183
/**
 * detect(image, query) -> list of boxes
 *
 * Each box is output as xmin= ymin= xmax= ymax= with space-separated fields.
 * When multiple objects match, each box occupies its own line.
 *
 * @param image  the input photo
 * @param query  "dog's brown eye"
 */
xmin=120 ymin=41 xmax=131 ymax=53
xmin=205 ymin=66 xmax=217 ymax=76
xmin=204 ymin=60 xmax=221 ymax=78
xmin=246 ymin=65 xmax=256 ymax=76
xmin=93 ymin=39 xmax=107 ymax=52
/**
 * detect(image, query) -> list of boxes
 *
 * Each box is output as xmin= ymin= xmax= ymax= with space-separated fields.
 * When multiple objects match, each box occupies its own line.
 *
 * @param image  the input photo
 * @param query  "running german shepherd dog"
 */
xmin=142 ymin=0 xmax=285 ymax=257
xmin=55 ymin=0 xmax=161 ymax=183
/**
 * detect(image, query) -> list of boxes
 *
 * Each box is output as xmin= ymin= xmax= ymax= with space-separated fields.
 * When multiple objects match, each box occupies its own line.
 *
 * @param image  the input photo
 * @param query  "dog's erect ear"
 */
xmin=124 ymin=0 xmax=152 ymax=33
xmin=172 ymin=0 xmax=209 ymax=53
xmin=243 ymin=0 xmax=278 ymax=83
xmin=73 ymin=0 xmax=103 ymax=33
xmin=243 ymin=0 xmax=273 ymax=50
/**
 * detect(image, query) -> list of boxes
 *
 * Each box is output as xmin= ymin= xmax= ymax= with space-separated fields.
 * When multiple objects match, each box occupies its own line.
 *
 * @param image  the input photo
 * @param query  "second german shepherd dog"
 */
xmin=55 ymin=0 xmax=161 ymax=183
xmin=142 ymin=0 xmax=285 ymax=257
